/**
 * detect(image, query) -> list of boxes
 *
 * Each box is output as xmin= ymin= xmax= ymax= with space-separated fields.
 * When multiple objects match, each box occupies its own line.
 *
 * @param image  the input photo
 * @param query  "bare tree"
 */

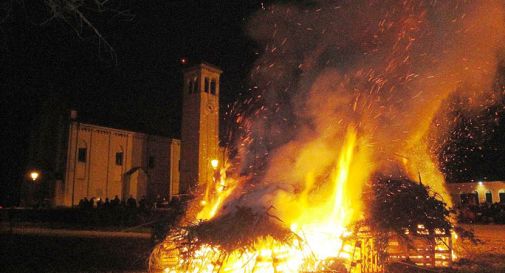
xmin=1 ymin=0 xmax=134 ymax=63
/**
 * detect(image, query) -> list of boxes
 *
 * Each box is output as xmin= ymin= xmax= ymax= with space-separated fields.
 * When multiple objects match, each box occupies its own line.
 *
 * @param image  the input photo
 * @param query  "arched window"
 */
xmin=115 ymin=146 xmax=124 ymax=166
xmin=485 ymin=191 xmax=493 ymax=203
xmin=204 ymin=77 xmax=210 ymax=93
xmin=77 ymin=140 xmax=88 ymax=163
xmin=499 ymin=190 xmax=505 ymax=203
xmin=210 ymin=79 xmax=216 ymax=95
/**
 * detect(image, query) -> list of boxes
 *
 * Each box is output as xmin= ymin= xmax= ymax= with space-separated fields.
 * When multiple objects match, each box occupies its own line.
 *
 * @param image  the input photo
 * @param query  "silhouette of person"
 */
xmin=83 ymin=197 xmax=90 ymax=209
xmin=139 ymin=196 xmax=146 ymax=211
xmin=127 ymin=195 xmax=137 ymax=208
xmin=112 ymin=195 xmax=120 ymax=208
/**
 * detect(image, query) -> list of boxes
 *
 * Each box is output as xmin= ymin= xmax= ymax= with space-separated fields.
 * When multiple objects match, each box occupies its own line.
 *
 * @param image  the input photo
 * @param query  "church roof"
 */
xmin=183 ymin=62 xmax=223 ymax=74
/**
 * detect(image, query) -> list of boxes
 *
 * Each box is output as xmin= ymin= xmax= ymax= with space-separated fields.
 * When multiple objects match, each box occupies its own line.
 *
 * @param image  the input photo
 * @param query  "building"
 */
xmin=446 ymin=181 xmax=505 ymax=205
xmin=180 ymin=63 xmax=222 ymax=193
xmin=56 ymin=118 xmax=180 ymax=206
xmin=24 ymin=63 xmax=222 ymax=207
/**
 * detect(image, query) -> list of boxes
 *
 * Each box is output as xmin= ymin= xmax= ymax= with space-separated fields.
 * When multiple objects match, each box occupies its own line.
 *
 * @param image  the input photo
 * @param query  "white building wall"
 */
xmin=447 ymin=181 xmax=505 ymax=205
xmin=59 ymin=122 xmax=180 ymax=207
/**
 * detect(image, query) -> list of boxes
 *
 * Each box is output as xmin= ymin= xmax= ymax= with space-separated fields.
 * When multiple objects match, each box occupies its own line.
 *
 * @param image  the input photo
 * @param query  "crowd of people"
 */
xmin=457 ymin=202 xmax=505 ymax=224
xmin=76 ymin=195 xmax=180 ymax=211
xmin=77 ymin=195 xmax=147 ymax=210
xmin=68 ymin=195 xmax=185 ymax=230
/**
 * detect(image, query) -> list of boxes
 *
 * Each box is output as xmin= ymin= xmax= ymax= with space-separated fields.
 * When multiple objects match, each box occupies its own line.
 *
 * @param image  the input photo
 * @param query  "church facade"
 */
xmin=56 ymin=119 xmax=181 ymax=206
xmin=25 ymin=63 xmax=222 ymax=207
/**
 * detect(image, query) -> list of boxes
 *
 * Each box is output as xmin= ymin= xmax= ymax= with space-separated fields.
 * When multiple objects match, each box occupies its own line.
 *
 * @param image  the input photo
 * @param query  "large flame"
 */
xmin=197 ymin=166 xmax=238 ymax=221
xmin=283 ymin=126 xmax=372 ymax=262
xmin=157 ymin=128 xmax=371 ymax=273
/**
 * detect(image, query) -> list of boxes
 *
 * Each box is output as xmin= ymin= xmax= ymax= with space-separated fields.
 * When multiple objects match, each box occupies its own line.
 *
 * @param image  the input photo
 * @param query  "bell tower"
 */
xmin=180 ymin=63 xmax=222 ymax=194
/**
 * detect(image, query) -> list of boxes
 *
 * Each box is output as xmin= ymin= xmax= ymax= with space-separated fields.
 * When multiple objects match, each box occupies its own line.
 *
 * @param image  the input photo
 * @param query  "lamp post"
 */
xmin=202 ymin=159 xmax=220 ymax=207
xmin=25 ymin=169 xmax=52 ymax=208
xmin=23 ymin=170 xmax=41 ymax=207
xmin=211 ymin=159 xmax=220 ymax=187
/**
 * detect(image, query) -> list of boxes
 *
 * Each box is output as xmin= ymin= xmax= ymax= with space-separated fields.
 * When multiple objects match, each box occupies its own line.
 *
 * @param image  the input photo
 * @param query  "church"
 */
xmin=24 ymin=63 xmax=223 ymax=207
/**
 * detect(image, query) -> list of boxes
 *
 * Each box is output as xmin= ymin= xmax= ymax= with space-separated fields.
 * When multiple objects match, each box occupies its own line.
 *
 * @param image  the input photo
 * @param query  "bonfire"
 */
xmin=150 ymin=130 xmax=454 ymax=273
xmin=151 ymin=0 xmax=504 ymax=272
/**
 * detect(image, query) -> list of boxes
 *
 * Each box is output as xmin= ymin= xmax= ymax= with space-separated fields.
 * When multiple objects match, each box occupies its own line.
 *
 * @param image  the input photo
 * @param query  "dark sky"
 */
xmin=1 ymin=1 xmax=504 ymax=206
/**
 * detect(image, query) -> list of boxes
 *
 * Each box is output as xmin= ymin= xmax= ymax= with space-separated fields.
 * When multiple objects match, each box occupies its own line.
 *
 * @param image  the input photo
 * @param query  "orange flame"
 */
xmin=197 ymin=165 xmax=238 ymax=221
xmin=158 ymin=127 xmax=373 ymax=273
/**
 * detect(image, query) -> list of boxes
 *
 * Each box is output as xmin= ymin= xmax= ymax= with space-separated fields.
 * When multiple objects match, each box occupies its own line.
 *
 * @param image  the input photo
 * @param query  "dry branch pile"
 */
xmin=149 ymin=205 xmax=297 ymax=272
xmin=187 ymin=206 xmax=295 ymax=253
xmin=365 ymin=177 xmax=452 ymax=236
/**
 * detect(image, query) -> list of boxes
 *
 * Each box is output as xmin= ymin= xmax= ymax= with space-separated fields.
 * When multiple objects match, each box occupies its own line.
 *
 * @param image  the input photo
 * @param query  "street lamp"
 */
xmin=23 ymin=170 xmax=42 ymax=207
xmin=30 ymin=171 xmax=40 ymax=181
xmin=202 ymin=159 xmax=219 ymax=207
xmin=210 ymin=159 xmax=219 ymax=170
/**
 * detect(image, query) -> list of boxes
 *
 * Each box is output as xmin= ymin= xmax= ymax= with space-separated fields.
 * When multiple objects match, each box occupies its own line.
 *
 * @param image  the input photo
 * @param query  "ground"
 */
xmin=0 ymin=225 xmax=504 ymax=272
xmin=451 ymin=225 xmax=505 ymax=273
xmin=0 ymin=228 xmax=153 ymax=273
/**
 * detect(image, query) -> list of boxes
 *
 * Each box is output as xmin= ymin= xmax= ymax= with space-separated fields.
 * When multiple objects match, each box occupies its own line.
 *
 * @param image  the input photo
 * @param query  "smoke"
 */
xmin=228 ymin=0 xmax=505 ymax=215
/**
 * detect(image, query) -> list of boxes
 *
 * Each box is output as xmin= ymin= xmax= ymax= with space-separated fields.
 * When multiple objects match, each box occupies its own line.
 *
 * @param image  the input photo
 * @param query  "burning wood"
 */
xmin=187 ymin=206 xmax=295 ymax=253
xmin=149 ymin=206 xmax=305 ymax=273
xmin=149 ymin=132 xmax=456 ymax=273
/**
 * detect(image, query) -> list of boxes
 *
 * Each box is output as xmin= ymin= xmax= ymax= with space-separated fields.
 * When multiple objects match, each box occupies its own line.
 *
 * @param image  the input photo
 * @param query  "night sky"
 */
xmin=1 ymin=1 xmax=504 ymax=206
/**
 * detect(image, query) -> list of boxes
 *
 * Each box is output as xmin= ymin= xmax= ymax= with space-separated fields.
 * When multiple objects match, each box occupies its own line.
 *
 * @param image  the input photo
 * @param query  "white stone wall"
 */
xmin=60 ymin=122 xmax=180 ymax=206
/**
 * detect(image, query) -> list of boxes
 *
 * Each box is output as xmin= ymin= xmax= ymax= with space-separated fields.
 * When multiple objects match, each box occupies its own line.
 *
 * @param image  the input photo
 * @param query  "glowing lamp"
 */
xmin=210 ymin=159 xmax=219 ymax=170
xmin=478 ymin=181 xmax=483 ymax=186
xmin=30 ymin=171 xmax=40 ymax=181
